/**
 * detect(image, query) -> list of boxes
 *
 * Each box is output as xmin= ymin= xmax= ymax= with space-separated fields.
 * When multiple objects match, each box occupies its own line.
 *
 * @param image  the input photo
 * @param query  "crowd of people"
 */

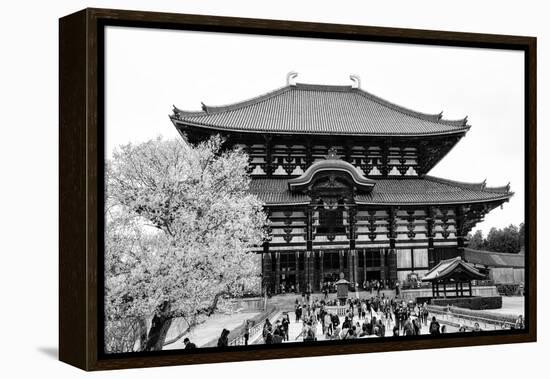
xmin=259 ymin=293 xmax=515 ymax=343
xmin=200 ymin=291 xmax=527 ymax=348
xmin=288 ymin=295 xmax=436 ymax=341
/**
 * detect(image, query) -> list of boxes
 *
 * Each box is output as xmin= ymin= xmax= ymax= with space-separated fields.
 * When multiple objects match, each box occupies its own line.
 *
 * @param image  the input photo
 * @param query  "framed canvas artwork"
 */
xmin=59 ymin=8 xmax=536 ymax=371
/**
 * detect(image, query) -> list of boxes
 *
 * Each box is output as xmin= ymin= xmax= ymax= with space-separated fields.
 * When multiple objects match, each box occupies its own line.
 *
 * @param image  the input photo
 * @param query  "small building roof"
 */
xmin=287 ymin=156 xmax=376 ymax=192
xmin=249 ymin=175 xmax=513 ymax=206
xmin=421 ymin=257 xmax=486 ymax=282
xmin=464 ymin=247 xmax=524 ymax=268
xmin=335 ymin=278 xmax=350 ymax=285
xmin=172 ymin=83 xmax=470 ymax=137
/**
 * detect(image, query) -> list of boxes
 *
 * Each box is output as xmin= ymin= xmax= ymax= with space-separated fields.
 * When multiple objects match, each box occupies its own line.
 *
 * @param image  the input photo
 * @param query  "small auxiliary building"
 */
xmin=171 ymin=75 xmax=513 ymax=294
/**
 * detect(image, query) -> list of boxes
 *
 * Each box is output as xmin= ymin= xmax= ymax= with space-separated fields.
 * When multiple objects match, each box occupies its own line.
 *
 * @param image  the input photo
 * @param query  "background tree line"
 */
xmin=467 ymin=223 xmax=525 ymax=254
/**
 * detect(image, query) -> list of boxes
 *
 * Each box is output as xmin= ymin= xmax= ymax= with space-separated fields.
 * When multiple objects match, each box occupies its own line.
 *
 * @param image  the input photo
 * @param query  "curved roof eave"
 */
xmin=172 ymin=118 xmax=471 ymax=138
xmin=353 ymin=195 xmax=513 ymax=206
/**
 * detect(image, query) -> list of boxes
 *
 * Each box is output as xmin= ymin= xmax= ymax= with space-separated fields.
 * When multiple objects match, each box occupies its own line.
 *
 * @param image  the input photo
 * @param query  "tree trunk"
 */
xmin=137 ymin=318 xmax=148 ymax=351
xmin=144 ymin=302 xmax=173 ymax=351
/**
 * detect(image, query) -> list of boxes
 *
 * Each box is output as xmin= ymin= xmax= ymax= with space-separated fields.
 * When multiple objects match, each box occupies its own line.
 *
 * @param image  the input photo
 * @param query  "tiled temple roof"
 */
xmin=464 ymin=248 xmax=524 ymax=268
xmin=172 ymin=83 xmax=470 ymax=137
xmin=421 ymin=257 xmax=486 ymax=282
xmin=248 ymin=175 xmax=513 ymax=206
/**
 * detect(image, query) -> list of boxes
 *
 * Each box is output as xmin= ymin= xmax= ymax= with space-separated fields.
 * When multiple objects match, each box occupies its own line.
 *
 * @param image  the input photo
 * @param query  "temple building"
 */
xmin=170 ymin=75 xmax=513 ymax=294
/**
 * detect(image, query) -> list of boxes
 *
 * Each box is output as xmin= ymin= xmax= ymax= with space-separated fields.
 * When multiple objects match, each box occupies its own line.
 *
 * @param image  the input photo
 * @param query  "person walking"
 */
xmin=412 ymin=318 xmax=421 ymax=335
xmin=295 ymin=303 xmax=302 ymax=322
xmin=331 ymin=312 xmax=340 ymax=332
xmin=243 ymin=320 xmax=251 ymax=346
xmin=429 ymin=316 xmax=440 ymax=335
xmin=183 ymin=337 xmax=196 ymax=349
xmin=324 ymin=312 xmax=332 ymax=335
xmin=217 ymin=329 xmax=230 ymax=347
xmin=282 ymin=314 xmax=290 ymax=341
xmin=395 ymin=282 xmax=400 ymax=297
xmin=272 ymin=329 xmax=284 ymax=344
xmin=403 ymin=316 xmax=414 ymax=336
xmin=515 ymin=315 xmax=525 ymax=329
xmin=422 ymin=303 xmax=429 ymax=326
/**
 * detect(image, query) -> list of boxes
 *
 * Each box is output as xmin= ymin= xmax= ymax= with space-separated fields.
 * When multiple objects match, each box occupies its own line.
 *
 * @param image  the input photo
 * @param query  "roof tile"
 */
xmin=173 ymin=83 xmax=470 ymax=136
xmin=249 ymin=176 xmax=513 ymax=205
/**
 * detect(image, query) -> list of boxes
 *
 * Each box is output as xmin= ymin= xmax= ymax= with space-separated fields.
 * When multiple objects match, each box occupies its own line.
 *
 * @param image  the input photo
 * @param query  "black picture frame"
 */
xmin=59 ymin=8 xmax=537 ymax=371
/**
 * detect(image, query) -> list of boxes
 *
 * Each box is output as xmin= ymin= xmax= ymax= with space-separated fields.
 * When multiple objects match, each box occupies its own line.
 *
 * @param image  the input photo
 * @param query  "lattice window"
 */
xmin=324 ymin=251 xmax=340 ymax=270
xmin=317 ymin=208 xmax=345 ymax=234
xmin=366 ymin=250 xmax=381 ymax=267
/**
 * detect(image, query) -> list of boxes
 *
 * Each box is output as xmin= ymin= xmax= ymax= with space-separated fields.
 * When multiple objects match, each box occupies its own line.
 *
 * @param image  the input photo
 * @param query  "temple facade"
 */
xmin=171 ymin=77 xmax=513 ymax=294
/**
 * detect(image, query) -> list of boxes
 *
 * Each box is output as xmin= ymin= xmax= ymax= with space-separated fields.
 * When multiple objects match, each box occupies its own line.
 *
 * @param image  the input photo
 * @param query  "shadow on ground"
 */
xmin=37 ymin=346 xmax=58 ymax=359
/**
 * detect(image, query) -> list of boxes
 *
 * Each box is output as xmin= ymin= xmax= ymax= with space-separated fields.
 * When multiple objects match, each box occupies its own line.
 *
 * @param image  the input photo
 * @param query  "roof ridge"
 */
xmin=294 ymin=82 xmax=353 ymax=92
xmin=355 ymin=88 xmax=469 ymax=128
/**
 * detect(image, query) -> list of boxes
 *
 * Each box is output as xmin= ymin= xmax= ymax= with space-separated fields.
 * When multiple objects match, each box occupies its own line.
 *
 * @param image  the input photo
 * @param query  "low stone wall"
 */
xmin=401 ymin=285 xmax=498 ymax=302
xmin=431 ymin=296 xmax=502 ymax=310
xmin=228 ymin=297 xmax=266 ymax=312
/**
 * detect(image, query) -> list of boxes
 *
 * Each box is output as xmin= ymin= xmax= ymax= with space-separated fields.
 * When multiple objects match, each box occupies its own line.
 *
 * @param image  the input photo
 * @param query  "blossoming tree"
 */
xmin=105 ymin=136 xmax=267 ymax=352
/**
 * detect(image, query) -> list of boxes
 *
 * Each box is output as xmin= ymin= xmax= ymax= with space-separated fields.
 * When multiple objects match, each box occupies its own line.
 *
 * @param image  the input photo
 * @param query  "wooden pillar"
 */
xmin=387 ymin=207 xmax=398 ymax=285
xmin=339 ymin=250 xmax=344 ymax=276
xmin=352 ymin=250 xmax=358 ymax=286
xmin=295 ymin=251 xmax=300 ymax=291
xmin=310 ymin=251 xmax=317 ymax=291
xmin=274 ymin=252 xmax=280 ymax=294
xmin=363 ymin=250 xmax=367 ymax=283
xmin=306 ymin=207 xmax=313 ymax=251
xmin=308 ymin=251 xmax=315 ymax=292
xmin=304 ymin=204 xmax=313 ymax=292
xmin=303 ymin=251 xmax=308 ymax=291
xmin=264 ymin=136 xmax=273 ymax=177
xmin=320 ymin=250 xmax=324 ymax=286
xmin=427 ymin=207 xmax=436 ymax=268
xmin=261 ymin=244 xmax=267 ymax=295
xmin=380 ymin=248 xmax=386 ymax=285
xmin=443 ymin=280 xmax=447 ymax=298
xmin=305 ymin=140 xmax=313 ymax=168
xmin=263 ymin=251 xmax=272 ymax=294
xmin=456 ymin=205 xmax=467 ymax=259
xmin=347 ymin=250 xmax=353 ymax=282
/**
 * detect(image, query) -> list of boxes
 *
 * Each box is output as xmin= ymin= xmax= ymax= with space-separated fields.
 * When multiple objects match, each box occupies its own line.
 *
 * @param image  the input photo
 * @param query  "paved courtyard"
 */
xmin=163 ymin=295 xmax=524 ymax=349
xmin=487 ymin=296 xmax=524 ymax=316
xmin=251 ymin=312 xmax=457 ymax=344
xmin=164 ymin=311 xmax=260 ymax=350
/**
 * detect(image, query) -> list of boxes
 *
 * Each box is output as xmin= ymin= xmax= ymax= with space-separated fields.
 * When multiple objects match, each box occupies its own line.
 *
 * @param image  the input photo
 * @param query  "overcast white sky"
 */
xmin=105 ymin=26 xmax=525 ymax=236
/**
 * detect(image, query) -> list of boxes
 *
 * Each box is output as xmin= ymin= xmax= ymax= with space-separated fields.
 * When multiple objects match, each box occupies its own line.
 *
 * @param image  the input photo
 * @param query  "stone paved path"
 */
xmin=164 ymin=311 xmax=261 ymax=350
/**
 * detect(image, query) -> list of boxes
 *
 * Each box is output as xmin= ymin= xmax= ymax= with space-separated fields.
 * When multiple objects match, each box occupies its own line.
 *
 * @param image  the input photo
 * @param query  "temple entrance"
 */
xmin=365 ymin=270 xmax=381 ymax=282
xmin=323 ymin=272 xmax=340 ymax=283
xmin=279 ymin=273 xmax=297 ymax=294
